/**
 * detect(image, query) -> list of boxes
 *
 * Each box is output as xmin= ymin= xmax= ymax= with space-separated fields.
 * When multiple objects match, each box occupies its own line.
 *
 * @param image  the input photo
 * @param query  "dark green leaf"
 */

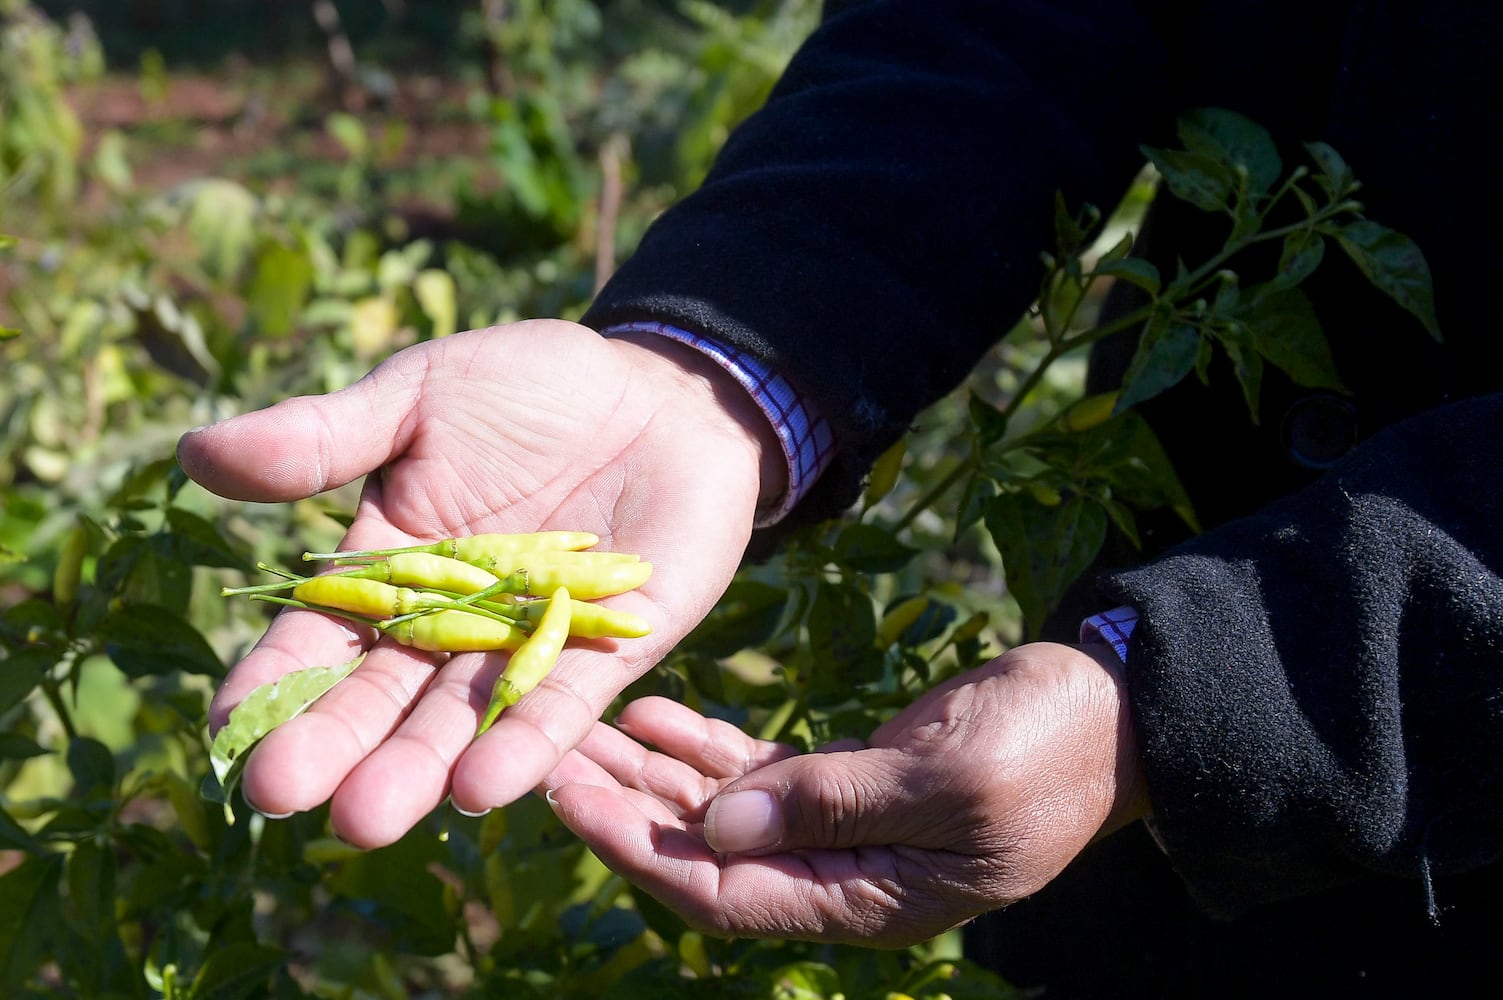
xmin=325 ymin=833 xmax=453 ymax=956
xmin=0 ymin=733 xmax=47 ymax=762
xmin=0 ymin=854 xmax=64 ymax=987
xmin=954 ymin=470 xmax=998 ymax=541
xmin=1221 ymin=337 xmax=1266 ymax=424
xmin=0 ymin=648 xmax=56 ymax=717
xmin=108 ymin=457 xmax=179 ymax=507
xmin=1140 ymin=146 xmax=1236 ymax=213
xmin=1210 ymin=272 xmax=1241 ymax=318
xmin=559 ymin=899 xmax=647 ymax=952
xmin=967 ymin=394 xmax=1009 ymax=447
xmin=0 ymin=805 xmax=46 ymax=854
xmin=63 ymin=840 xmax=134 ymax=997
xmin=164 ymin=508 xmax=254 ymax=572
xmin=1092 ymin=255 xmax=1161 ymax=295
xmin=1270 ymin=230 xmax=1326 ymax=293
xmin=1304 ymin=140 xmax=1356 ymax=197
xmin=186 ymin=943 xmax=286 ymax=1000
xmin=0 ymin=598 xmax=64 ymax=648
xmin=833 ymin=523 xmax=918 ymax=574
xmin=1332 ymin=220 xmax=1442 ymax=340
xmin=680 ymin=580 xmax=789 ymax=659
xmin=1179 ymin=108 xmax=1283 ymax=197
xmin=1053 ymin=190 xmax=1087 ymax=253
xmin=67 ymin=737 xmax=115 ymax=797
xmin=985 ymin=491 xmax=1107 ymax=640
xmin=1117 ymin=310 xmax=1202 ymax=411
xmin=99 ymin=603 xmax=224 ymax=679
xmin=1098 ymin=496 xmax=1142 ymax=550
xmin=1242 ymin=288 xmax=1347 ymax=393
xmin=95 ymin=535 xmax=192 ymax=611
xmin=1092 ymin=414 xmax=1200 ymax=533
xmin=806 ymin=580 xmax=878 ymax=692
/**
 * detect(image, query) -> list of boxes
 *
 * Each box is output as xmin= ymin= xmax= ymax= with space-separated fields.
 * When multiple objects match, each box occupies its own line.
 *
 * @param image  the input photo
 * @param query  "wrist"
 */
xmin=607 ymin=330 xmax=787 ymax=512
xmin=1073 ymin=641 xmax=1151 ymax=840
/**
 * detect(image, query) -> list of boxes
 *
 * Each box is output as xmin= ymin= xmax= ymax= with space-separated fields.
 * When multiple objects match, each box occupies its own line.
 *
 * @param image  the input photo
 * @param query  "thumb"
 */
xmin=703 ymin=747 xmax=928 ymax=855
xmin=177 ymin=364 xmax=417 ymax=502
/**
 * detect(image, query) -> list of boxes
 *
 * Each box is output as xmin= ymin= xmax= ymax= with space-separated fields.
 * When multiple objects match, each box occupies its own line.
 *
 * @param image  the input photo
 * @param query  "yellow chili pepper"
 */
xmin=52 ymin=521 xmax=88 ymax=609
xmin=510 ymin=596 xmax=651 ymax=639
xmin=468 ymin=556 xmax=653 ymax=601
xmin=302 ymin=530 xmax=601 ymax=563
xmin=292 ymin=576 xmax=469 ymax=620
xmin=865 ymin=438 xmax=906 ymax=506
xmin=292 ymin=576 xmax=407 ymax=619
xmin=344 ymin=552 xmax=503 ymax=595
xmin=384 ymin=609 xmax=527 ymax=653
xmin=1059 ymin=390 xmax=1121 ymax=432
xmin=477 ymin=586 xmax=573 ymax=735
xmin=876 ymin=595 xmax=930 ymax=649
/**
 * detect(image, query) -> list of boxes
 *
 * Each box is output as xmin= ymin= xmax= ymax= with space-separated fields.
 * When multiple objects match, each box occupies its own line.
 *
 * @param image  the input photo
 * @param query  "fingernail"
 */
xmin=704 ymin=790 xmax=781 ymax=854
xmin=450 ymin=799 xmax=492 ymax=818
xmin=544 ymin=788 xmax=560 ymax=810
xmin=243 ymin=793 xmax=293 ymax=820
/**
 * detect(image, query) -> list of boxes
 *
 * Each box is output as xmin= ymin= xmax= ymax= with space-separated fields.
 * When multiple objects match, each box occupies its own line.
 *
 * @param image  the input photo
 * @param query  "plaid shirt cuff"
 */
xmin=599 ymin=321 xmax=834 ymax=527
xmin=1080 ymin=605 xmax=1139 ymax=664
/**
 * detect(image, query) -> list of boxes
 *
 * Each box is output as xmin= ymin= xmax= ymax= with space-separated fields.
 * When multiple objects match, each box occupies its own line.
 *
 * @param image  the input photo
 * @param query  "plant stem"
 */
xmin=41 ymin=676 xmax=78 ymax=741
xmin=890 ymin=186 xmax=1358 ymax=534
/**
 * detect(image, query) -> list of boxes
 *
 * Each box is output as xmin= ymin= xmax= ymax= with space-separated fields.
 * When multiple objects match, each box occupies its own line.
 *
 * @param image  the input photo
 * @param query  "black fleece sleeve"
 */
xmin=1103 ymin=391 xmax=1503 ymax=917
xmin=584 ymin=0 xmax=1177 ymax=526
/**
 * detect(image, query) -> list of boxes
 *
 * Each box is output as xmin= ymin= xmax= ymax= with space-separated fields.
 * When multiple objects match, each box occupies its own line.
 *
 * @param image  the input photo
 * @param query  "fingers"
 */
xmin=546 ymin=782 xmax=938 ymax=947
xmin=702 ymin=747 xmax=933 ymax=856
xmin=446 ymin=644 xmax=634 ymax=815
xmin=236 ymin=640 xmax=445 ymax=821
xmin=206 ymin=606 xmax=372 ymax=732
xmin=614 ymin=696 xmax=800 ymax=780
xmin=177 ymin=355 xmax=422 ymax=503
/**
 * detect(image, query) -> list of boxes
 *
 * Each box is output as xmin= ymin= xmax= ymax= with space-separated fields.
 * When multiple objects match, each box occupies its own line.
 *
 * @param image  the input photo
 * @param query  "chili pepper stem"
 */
xmin=221 ymin=563 xmax=310 ymax=597
xmin=248 ymin=594 xmax=382 ymax=627
xmin=476 ymin=680 xmax=522 ymax=735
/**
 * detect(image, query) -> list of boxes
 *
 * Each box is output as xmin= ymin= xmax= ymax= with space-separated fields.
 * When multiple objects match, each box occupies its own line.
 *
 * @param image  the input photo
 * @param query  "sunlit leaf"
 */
xmin=204 ymin=658 xmax=361 ymax=816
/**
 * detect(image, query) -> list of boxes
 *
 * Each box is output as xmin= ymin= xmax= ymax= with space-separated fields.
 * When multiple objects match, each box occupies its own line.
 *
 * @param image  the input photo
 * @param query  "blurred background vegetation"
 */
xmin=1 ymin=1 xmax=1051 ymax=996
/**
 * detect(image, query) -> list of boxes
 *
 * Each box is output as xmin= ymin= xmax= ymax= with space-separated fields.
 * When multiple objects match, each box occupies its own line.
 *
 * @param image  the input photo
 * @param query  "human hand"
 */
xmin=545 ymin=642 xmax=1149 ymax=947
xmin=177 ymin=320 xmax=780 ymax=846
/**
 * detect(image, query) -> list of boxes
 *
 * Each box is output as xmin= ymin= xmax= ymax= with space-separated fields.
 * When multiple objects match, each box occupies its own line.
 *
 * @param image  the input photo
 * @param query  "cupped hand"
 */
xmin=545 ymin=642 xmax=1149 ymax=947
xmin=177 ymin=320 xmax=778 ymax=847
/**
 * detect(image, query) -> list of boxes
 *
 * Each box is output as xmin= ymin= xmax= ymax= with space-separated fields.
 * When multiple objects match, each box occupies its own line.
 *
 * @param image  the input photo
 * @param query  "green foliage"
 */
xmin=0 ymin=5 xmax=1438 ymax=998
xmin=0 ymin=0 xmax=104 ymax=210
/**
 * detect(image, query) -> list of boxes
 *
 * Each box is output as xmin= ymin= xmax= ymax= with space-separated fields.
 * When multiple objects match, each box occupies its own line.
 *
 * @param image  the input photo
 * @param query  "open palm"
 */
xmin=178 ymin=320 xmax=773 ymax=846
